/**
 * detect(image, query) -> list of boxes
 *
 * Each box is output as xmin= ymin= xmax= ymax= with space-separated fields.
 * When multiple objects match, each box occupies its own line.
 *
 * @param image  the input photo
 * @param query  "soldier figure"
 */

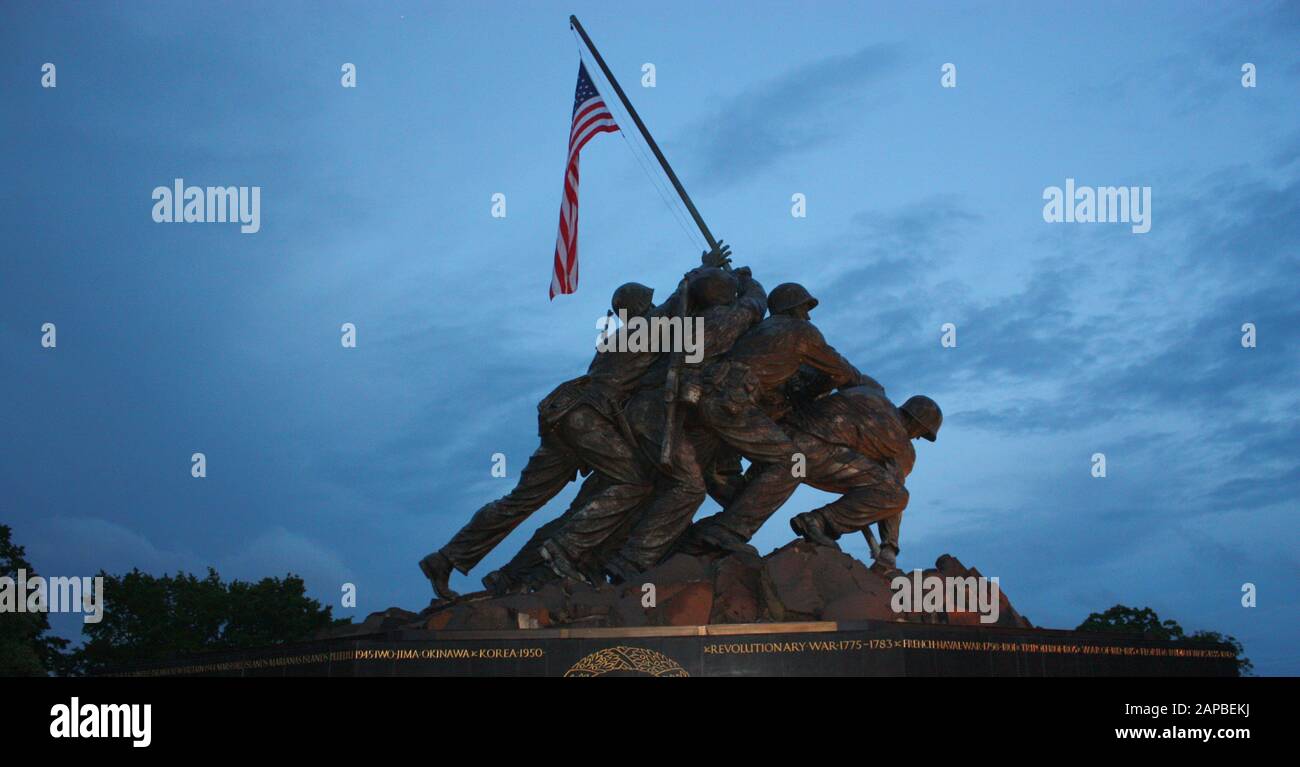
xmin=417 ymin=280 xmax=672 ymax=600
xmin=597 ymin=281 xmax=879 ymax=579
xmin=687 ymin=387 xmax=941 ymax=571
xmin=421 ymin=240 xmax=939 ymax=599
xmin=539 ymin=261 xmax=768 ymax=582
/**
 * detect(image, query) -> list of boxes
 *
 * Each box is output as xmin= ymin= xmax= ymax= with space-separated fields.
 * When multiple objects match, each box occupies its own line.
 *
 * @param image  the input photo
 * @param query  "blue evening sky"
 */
xmin=2 ymin=1 xmax=1296 ymax=673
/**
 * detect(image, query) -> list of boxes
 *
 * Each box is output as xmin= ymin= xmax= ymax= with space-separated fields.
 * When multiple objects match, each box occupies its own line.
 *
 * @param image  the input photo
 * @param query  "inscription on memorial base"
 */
xmin=119 ymin=621 xmax=1238 ymax=677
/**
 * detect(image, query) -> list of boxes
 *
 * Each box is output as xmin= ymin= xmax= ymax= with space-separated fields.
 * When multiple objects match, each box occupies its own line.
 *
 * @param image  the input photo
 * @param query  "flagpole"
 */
xmin=569 ymin=15 xmax=720 ymax=253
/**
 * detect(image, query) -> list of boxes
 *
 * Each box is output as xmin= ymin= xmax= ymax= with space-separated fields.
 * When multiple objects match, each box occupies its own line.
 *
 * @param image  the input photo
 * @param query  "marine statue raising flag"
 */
xmin=422 ymin=18 xmax=940 ymax=600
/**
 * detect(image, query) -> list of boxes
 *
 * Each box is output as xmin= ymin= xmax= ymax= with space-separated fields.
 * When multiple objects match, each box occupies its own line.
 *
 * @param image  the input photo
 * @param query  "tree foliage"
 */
xmin=70 ymin=568 xmax=344 ymax=675
xmin=1078 ymin=604 xmax=1252 ymax=675
xmin=3 ymin=526 xmax=348 ymax=676
xmin=1076 ymin=604 xmax=1187 ymax=640
xmin=0 ymin=525 xmax=71 ymax=676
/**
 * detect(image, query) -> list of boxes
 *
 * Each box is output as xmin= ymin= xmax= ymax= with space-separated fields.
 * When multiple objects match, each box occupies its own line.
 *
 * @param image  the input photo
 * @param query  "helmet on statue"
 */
xmin=900 ymin=395 xmax=942 ymax=442
xmin=611 ymin=282 xmax=655 ymax=316
xmin=687 ymin=268 xmax=739 ymax=309
xmin=767 ymin=282 xmax=819 ymax=315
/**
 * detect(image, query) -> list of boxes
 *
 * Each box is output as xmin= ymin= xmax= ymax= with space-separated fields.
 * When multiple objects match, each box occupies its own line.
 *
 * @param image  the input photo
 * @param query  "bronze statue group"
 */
xmin=420 ymin=245 xmax=942 ymax=600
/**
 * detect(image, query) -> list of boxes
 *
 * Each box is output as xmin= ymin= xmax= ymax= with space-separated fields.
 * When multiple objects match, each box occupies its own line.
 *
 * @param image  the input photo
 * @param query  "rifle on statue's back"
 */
xmin=658 ymin=277 xmax=690 ymax=473
xmin=657 ymin=243 xmax=732 ymax=473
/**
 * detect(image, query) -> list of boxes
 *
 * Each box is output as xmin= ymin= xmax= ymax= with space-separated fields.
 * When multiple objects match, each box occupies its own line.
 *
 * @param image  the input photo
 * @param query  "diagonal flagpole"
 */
xmin=570 ymin=16 xmax=721 ymax=473
xmin=569 ymin=15 xmax=720 ymax=253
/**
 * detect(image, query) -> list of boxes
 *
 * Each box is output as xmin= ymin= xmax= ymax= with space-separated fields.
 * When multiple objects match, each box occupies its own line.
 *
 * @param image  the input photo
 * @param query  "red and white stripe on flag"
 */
xmin=551 ymin=61 xmax=619 ymax=299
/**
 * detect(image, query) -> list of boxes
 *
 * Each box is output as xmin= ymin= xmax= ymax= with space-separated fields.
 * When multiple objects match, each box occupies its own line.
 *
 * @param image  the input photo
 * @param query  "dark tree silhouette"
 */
xmin=70 ymin=568 xmax=347 ymax=676
xmin=1078 ymin=604 xmax=1252 ymax=675
xmin=0 ymin=525 xmax=71 ymax=676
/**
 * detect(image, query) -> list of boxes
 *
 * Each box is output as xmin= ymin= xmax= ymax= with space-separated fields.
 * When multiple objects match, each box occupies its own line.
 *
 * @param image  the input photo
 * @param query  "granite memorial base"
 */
xmin=118 ymin=620 xmax=1239 ymax=677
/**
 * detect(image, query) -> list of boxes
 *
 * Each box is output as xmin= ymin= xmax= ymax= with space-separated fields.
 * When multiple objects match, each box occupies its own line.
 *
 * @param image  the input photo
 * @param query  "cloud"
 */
xmin=219 ymin=526 xmax=354 ymax=598
xmin=677 ymin=43 xmax=904 ymax=186
xmin=21 ymin=516 xmax=197 ymax=578
xmin=739 ymin=156 xmax=1300 ymax=673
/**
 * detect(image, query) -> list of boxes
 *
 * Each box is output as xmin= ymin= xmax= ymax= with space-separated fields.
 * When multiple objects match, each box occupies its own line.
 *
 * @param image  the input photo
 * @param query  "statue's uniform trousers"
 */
xmin=605 ymin=369 xmax=798 ymax=570
xmin=695 ymin=360 xmax=802 ymax=464
xmin=439 ymin=402 xmax=652 ymax=575
xmin=545 ymin=391 xmax=725 ymax=569
xmin=460 ymin=291 xmax=691 ymax=578
xmin=495 ymin=472 xmax=608 ymax=580
xmin=504 ymin=433 xmax=743 ymax=580
xmin=549 ymin=287 xmax=769 ymax=571
xmin=700 ymin=431 xmax=907 ymax=554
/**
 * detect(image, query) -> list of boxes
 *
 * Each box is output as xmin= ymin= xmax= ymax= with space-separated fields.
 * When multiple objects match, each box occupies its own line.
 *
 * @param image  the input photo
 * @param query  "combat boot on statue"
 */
xmin=540 ymin=540 xmax=589 ymax=585
xmin=790 ymin=511 xmax=840 ymax=549
xmin=418 ymin=551 xmax=460 ymax=601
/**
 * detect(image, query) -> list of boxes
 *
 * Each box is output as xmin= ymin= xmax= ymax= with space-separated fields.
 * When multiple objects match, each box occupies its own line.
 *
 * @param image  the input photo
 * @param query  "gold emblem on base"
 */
xmin=564 ymin=645 xmax=689 ymax=677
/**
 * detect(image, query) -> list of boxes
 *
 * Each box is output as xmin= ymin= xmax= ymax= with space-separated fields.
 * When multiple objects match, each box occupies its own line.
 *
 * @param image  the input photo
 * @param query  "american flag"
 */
xmin=551 ymin=61 xmax=620 ymax=299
